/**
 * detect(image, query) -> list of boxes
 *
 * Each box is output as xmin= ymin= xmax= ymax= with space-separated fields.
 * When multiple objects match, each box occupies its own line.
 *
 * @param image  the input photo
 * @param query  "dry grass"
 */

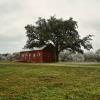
xmin=0 ymin=62 xmax=100 ymax=100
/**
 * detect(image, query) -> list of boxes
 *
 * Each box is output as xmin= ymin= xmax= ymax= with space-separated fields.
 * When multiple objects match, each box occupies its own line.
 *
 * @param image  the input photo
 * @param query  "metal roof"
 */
xmin=21 ymin=45 xmax=47 ymax=52
xmin=20 ymin=40 xmax=55 ymax=52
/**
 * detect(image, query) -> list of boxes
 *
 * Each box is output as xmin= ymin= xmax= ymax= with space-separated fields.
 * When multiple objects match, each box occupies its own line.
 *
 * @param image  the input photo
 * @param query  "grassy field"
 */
xmin=0 ymin=62 xmax=100 ymax=100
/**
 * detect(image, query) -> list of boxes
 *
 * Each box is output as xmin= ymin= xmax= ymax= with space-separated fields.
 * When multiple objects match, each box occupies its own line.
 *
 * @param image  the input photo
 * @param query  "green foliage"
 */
xmin=25 ymin=16 xmax=93 ymax=61
xmin=0 ymin=62 xmax=100 ymax=99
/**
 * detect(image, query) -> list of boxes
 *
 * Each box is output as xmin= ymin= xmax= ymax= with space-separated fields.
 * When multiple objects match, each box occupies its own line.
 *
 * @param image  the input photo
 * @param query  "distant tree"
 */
xmin=95 ymin=49 xmax=100 ymax=62
xmin=71 ymin=54 xmax=85 ymax=62
xmin=59 ymin=50 xmax=85 ymax=62
xmin=25 ymin=16 xmax=93 ymax=62
xmin=84 ymin=52 xmax=96 ymax=62
xmin=59 ymin=50 xmax=72 ymax=61
xmin=96 ymin=49 xmax=100 ymax=54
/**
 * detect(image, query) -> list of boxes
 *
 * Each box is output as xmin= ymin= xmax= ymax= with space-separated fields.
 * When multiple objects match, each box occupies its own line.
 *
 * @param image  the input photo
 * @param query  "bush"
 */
xmin=59 ymin=50 xmax=85 ymax=62
xmin=95 ymin=54 xmax=100 ymax=62
xmin=84 ymin=52 xmax=96 ymax=62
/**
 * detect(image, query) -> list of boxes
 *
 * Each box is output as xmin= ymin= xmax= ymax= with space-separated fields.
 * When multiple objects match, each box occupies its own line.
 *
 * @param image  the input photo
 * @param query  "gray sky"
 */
xmin=0 ymin=0 xmax=100 ymax=53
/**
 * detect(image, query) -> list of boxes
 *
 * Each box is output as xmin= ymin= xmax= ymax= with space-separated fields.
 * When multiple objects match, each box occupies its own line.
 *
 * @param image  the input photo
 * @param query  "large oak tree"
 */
xmin=24 ymin=16 xmax=93 ymax=62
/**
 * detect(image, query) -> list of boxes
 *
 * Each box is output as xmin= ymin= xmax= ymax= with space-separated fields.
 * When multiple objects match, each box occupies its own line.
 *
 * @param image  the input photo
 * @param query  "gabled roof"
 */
xmin=21 ymin=40 xmax=55 ymax=52
xmin=21 ymin=45 xmax=47 ymax=52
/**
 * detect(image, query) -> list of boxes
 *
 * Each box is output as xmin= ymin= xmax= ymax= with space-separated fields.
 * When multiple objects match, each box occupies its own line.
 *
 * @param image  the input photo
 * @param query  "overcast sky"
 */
xmin=0 ymin=0 xmax=100 ymax=53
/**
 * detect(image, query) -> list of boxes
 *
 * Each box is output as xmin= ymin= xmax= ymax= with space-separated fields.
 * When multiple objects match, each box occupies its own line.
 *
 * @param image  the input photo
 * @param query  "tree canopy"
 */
xmin=24 ymin=16 xmax=93 ymax=61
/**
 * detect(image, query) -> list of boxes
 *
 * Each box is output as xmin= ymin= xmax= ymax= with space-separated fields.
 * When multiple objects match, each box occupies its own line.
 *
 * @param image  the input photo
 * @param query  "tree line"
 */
xmin=0 ymin=49 xmax=100 ymax=62
xmin=0 ymin=52 xmax=20 ymax=61
xmin=59 ymin=49 xmax=100 ymax=62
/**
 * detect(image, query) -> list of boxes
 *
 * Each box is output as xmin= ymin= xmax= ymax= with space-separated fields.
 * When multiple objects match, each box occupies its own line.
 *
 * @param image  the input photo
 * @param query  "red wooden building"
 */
xmin=20 ymin=44 xmax=56 ymax=63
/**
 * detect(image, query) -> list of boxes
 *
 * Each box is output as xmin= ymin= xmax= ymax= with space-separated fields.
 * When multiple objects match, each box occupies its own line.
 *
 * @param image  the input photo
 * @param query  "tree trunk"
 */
xmin=55 ymin=42 xmax=59 ymax=62
xmin=55 ymin=52 xmax=59 ymax=62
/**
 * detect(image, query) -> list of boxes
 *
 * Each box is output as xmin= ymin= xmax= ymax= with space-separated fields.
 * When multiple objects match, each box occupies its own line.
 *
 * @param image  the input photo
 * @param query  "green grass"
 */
xmin=0 ymin=62 xmax=100 ymax=100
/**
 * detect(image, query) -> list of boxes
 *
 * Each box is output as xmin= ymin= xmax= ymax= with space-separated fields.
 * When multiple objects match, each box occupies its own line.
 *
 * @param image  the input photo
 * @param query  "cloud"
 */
xmin=0 ymin=0 xmax=100 ymax=53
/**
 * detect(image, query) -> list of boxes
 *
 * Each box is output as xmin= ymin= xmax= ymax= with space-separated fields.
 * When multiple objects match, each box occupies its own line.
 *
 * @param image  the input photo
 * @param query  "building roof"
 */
xmin=21 ymin=40 xmax=55 ymax=52
xmin=21 ymin=45 xmax=47 ymax=52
